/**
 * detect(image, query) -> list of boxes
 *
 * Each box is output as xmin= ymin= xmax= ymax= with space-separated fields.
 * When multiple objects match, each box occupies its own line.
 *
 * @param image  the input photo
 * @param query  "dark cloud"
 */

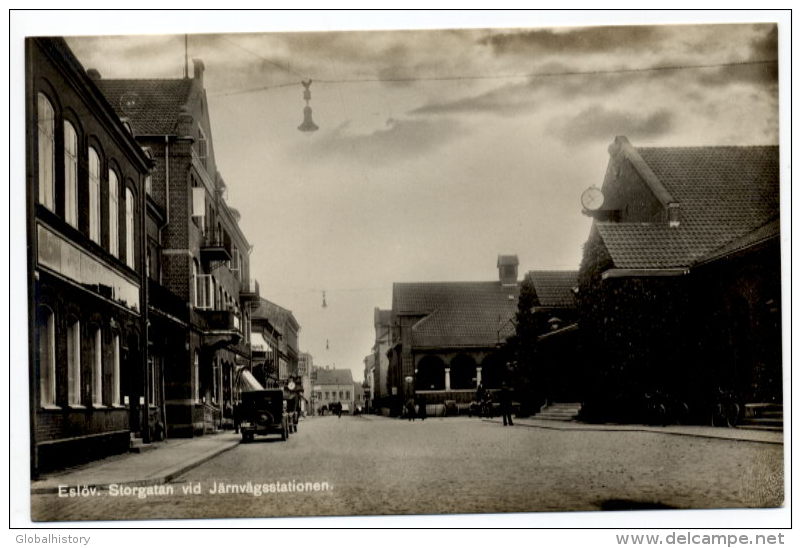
xmin=552 ymin=106 xmax=674 ymax=145
xmin=300 ymin=116 xmax=463 ymax=164
xmin=480 ymin=25 xmax=662 ymax=55
xmin=749 ymin=25 xmax=778 ymax=61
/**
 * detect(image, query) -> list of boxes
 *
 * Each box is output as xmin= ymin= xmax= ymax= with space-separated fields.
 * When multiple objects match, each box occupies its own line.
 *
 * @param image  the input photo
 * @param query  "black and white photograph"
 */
xmin=10 ymin=10 xmax=789 ymax=530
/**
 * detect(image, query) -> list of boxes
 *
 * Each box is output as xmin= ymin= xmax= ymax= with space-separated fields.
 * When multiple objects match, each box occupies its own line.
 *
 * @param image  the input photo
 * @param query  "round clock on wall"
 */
xmin=581 ymin=186 xmax=605 ymax=211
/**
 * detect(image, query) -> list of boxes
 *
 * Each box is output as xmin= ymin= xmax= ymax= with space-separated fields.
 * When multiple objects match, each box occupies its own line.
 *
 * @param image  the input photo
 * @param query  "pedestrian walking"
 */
xmin=499 ymin=383 xmax=514 ymax=426
xmin=233 ymin=401 xmax=242 ymax=434
xmin=418 ymin=397 xmax=427 ymax=421
xmin=405 ymin=398 xmax=416 ymax=421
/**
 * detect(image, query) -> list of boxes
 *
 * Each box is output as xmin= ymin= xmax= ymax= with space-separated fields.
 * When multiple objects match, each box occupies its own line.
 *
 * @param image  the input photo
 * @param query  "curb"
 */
xmin=481 ymin=419 xmax=784 ymax=445
xmin=31 ymin=439 xmax=241 ymax=495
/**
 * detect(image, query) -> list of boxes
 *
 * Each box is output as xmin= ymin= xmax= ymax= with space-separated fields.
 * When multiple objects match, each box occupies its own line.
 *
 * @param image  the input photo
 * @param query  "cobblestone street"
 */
xmin=31 ymin=415 xmax=783 ymax=522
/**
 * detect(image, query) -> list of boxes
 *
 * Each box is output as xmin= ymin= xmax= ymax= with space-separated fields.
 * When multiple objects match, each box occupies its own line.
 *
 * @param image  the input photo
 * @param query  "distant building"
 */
xmin=312 ymin=367 xmax=356 ymax=414
xmin=297 ymin=351 xmax=313 ymax=413
xmin=370 ymin=308 xmax=392 ymax=413
xmin=252 ymin=298 xmax=300 ymax=384
xmin=577 ymin=136 xmax=780 ymax=424
xmin=386 ymin=256 xmax=520 ymax=414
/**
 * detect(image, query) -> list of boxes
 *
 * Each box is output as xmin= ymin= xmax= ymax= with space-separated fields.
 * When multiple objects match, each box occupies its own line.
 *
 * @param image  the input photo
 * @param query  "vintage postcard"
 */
xmin=15 ymin=12 xmax=786 ymax=527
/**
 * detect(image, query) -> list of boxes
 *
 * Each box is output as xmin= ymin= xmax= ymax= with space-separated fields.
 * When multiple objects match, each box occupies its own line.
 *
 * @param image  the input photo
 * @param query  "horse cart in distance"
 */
xmin=239 ymin=389 xmax=290 ymax=442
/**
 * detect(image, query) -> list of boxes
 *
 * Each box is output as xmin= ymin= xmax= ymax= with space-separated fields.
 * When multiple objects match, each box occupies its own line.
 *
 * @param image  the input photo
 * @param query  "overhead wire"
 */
xmin=209 ymin=58 xmax=778 ymax=98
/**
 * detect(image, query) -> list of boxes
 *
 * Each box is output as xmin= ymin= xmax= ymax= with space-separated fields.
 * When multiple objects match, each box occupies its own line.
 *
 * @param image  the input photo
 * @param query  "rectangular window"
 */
xmin=88 ymin=148 xmax=101 ymax=243
xmin=212 ymin=361 xmax=219 ymax=404
xmin=38 ymin=310 xmax=56 ymax=407
xmin=125 ymin=187 xmax=135 ymax=268
xmin=145 ymin=175 xmax=152 ymax=195
xmin=64 ymin=121 xmax=78 ymax=227
xmin=109 ymin=171 xmax=119 ymax=257
xmin=346 ymin=391 xmax=350 ymax=400
xmin=92 ymin=327 xmax=102 ymax=406
xmin=67 ymin=319 xmax=81 ymax=406
xmin=197 ymin=126 xmax=208 ymax=169
xmin=195 ymin=274 xmax=214 ymax=309
xmin=231 ymin=247 xmax=240 ymax=277
xmin=37 ymin=93 xmax=55 ymax=211
xmin=111 ymin=334 xmax=120 ymax=406
xmin=193 ymin=353 xmax=200 ymax=403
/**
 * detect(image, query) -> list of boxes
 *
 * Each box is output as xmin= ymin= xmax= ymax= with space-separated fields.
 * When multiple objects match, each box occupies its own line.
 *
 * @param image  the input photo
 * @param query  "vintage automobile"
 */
xmin=239 ymin=389 xmax=290 ymax=442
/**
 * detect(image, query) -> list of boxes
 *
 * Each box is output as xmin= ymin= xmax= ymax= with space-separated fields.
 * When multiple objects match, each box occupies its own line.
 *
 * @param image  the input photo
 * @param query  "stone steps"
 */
xmin=739 ymin=403 xmax=783 ymax=432
xmin=534 ymin=402 xmax=582 ymax=422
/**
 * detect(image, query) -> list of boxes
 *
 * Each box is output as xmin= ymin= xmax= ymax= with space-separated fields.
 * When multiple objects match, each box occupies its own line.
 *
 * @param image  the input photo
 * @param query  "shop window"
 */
xmin=67 ymin=319 xmax=81 ymax=406
xmin=111 ymin=334 xmax=120 ymax=405
xmin=37 ymin=93 xmax=55 ymax=211
xmin=88 ymin=147 xmax=101 ymax=243
xmin=63 ymin=121 xmax=78 ymax=227
xmin=38 ymin=309 xmax=56 ymax=407
xmin=92 ymin=327 xmax=102 ymax=406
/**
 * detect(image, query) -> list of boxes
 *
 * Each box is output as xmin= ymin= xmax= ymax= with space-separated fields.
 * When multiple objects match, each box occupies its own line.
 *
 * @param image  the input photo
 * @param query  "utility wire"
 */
xmin=209 ymin=58 xmax=777 ymax=98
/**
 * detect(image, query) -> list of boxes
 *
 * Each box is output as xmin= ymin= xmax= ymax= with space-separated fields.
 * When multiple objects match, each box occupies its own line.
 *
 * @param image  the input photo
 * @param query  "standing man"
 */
xmin=499 ymin=383 xmax=514 ymax=426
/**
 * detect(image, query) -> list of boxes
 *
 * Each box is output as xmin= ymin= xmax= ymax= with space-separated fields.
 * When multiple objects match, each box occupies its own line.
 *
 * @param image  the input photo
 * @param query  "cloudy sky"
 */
xmin=62 ymin=18 xmax=778 ymax=381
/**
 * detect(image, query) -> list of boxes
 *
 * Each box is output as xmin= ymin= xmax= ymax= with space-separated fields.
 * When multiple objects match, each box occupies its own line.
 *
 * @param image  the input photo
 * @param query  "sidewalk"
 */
xmin=31 ymin=431 xmax=241 ymax=495
xmin=483 ymin=417 xmax=784 ymax=444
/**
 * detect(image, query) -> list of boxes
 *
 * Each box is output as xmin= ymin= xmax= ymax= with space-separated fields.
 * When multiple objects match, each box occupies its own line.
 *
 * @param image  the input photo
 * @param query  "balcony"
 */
xmin=240 ymin=278 xmax=260 ymax=303
xmin=148 ymin=279 xmax=189 ymax=322
xmin=193 ymin=308 xmax=242 ymax=351
xmin=200 ymin=227 xmax=231 ymax=263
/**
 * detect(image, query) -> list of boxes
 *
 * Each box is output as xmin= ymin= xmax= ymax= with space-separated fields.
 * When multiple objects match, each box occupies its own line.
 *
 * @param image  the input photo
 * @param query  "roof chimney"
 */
xmin=497 ymin=254 xmax=519 ymax=286
xmin=86 ymin=68 xmax=102 ymax=80
xmin=193 ymin=59 xmax=205 ymax=83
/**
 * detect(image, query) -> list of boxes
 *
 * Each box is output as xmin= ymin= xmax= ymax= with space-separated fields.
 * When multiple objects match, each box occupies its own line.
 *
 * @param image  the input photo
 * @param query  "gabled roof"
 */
xmin=527 ymin=271 xmax=578 ymax=308
xmin=392 ymin=281 xmax=519 ymax=348
xmin=598 ymin=142 xmax=779 ymax=268
xmin=314 ymin=368 xmax=354 ymax=386
xmin=95 ymin=78 xmax=194 ymax=135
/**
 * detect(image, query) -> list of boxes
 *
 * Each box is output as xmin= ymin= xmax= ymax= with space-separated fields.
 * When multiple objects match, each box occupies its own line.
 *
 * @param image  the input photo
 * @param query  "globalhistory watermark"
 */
xmin=16 ymin=534 xmax=90 ymax=546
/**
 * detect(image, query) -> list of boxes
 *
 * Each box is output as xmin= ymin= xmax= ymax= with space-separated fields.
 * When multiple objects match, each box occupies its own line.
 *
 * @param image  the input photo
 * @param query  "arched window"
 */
xmin=63 ymin=121 xmax=78 ymax=227
xmin=108 ymin=170 xmax=119 ymax=257
xmin=67 ymin=318 xmax=81 ymax=406
xmin=37 ymin=308 xmax=56 ymax=407
xmin=125 ymin=187 xmax=135 ymax=268
xmin=37 ymin=93 xmax=55 ymax=211
xmin=88 ymin=147 xmax=101 ymax=243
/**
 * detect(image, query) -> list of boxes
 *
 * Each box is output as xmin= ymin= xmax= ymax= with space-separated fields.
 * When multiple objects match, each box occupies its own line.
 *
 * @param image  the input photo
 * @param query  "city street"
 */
xmin=31 ymin=415 xmax=783 ymax=522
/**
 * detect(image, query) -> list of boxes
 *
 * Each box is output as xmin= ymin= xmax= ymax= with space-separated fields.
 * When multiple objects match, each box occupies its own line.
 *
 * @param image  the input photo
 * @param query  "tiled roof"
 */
xmin=314 ymin=368 xmax=354 ymax=386
xmin=95 ymin=79 xmax=194 ymax=135
xmin=527 ymin=271 xmax=578 ymax=308
xmin=599 ymin=144 xmax=779 ymax=268
xmin=392 ymin=281 xmax=519 ymax=347
xmin=700 ymin=217 xmax=780 ymax=264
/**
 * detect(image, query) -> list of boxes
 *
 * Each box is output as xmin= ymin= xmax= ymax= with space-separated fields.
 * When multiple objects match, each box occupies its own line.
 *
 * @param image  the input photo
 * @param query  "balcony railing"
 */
xmin=193 ymin=308 xmax=240 ymax=333
xmin=240 ymin=278 xmax=260 ymax=302
xmin=200 ymin=227 xmax=231 ymax=263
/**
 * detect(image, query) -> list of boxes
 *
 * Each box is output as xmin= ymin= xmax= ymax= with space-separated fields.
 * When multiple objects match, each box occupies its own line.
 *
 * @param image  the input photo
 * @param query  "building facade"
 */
xmin=93 ymin=59 xmax=259 ymax=436
xmin=312 ymin=367 xmax=356 ymax=414
xmin=576 ymin=136 xmax=780 ymax=425
xmin=26 ymin=38 xmax=154 ymax=472
xmin=252 ymin=298 xmax=300 ymax=385
xmin=386 ymin=256 xmax=520 ymax=414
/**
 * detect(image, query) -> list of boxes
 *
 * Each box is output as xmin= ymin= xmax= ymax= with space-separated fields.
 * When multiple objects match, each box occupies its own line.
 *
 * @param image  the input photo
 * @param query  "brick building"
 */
xmin=252 ymin=298 xmax=300 ymax=384
xmin=368 ymin=308 xmax=392 ymax=414
xmin=386 ymin=256 xmax=520 ymax=414
xmin=93 ymin=59 xmax=259 ymax=436
xmin=577 ymin=136 xmax=781 ymax=425
xmin=26 ymin=38 xmax=154 ymax=472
